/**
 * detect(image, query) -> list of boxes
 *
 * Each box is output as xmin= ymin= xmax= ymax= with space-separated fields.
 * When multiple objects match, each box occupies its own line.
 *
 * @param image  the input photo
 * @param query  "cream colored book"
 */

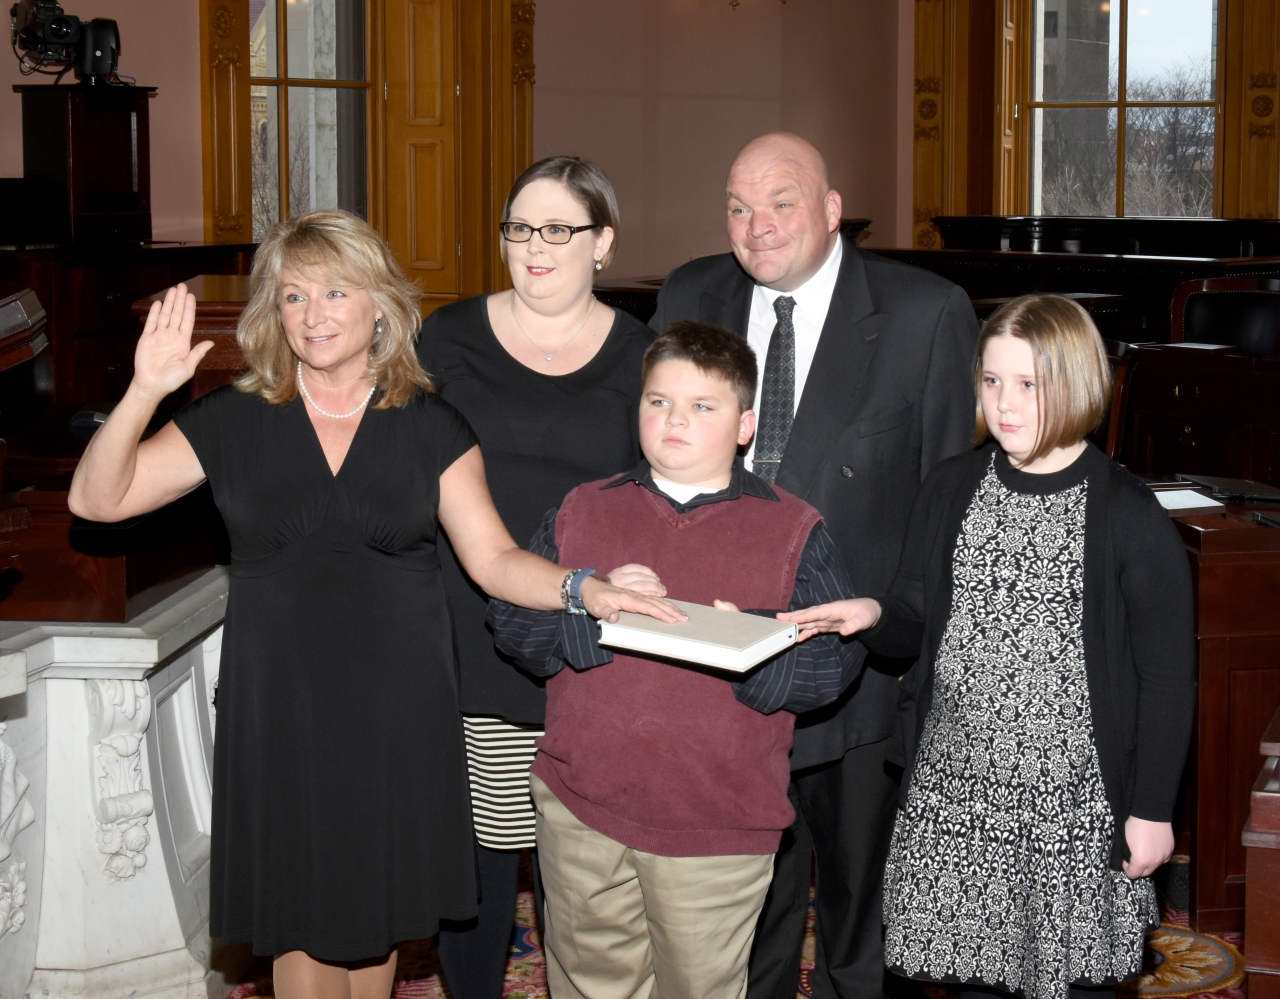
xmin=597 ymin=599 xmax=798 ymax=673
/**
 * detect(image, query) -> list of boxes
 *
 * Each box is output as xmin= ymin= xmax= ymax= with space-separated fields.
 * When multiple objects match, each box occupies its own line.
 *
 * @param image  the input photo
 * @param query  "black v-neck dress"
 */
xmin=417 ymin=295 xmax=651 ymax=725
xmin=174 ymin=384 xmax=480 ymax=960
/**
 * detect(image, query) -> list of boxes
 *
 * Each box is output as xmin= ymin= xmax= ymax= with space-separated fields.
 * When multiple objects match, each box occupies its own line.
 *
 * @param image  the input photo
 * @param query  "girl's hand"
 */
xmin=580 ymin=575 xmax=687 ymax=625
xmin=133 ymin=284 xmax=213 ymax=400
xmin=778 ymin=598 xmax=882 ymax=642
xmin=607 ymin=564 xmax=667 ymax=597
xmin=1123 ymin=817 xmax=1174 ymax=878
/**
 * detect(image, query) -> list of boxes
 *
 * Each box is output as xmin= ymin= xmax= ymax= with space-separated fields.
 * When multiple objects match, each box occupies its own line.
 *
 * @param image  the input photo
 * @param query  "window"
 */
xmin=248 ymin=0 xmax=370 ymax=239
xmin=1029 ymin=0 xmax=1219 ymax=216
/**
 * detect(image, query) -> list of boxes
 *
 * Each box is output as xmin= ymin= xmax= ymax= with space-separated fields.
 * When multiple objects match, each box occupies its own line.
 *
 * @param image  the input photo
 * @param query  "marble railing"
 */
xmin=0 ymin=568 xmax=231 ymax=999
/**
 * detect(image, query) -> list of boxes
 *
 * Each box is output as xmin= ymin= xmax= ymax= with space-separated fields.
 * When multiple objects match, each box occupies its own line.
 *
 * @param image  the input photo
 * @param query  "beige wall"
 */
xmin=0 ymin=1 xmax=914 ymax=255
xmin=0 ymin=0 xmax=204 ymax=241
xmin=533 ymin=0 xmax=916 ymax=280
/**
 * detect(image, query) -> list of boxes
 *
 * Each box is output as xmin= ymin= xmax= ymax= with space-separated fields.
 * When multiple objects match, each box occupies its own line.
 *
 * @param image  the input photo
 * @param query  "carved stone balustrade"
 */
xmin=0 ymin=568 xmax=230 ymax=998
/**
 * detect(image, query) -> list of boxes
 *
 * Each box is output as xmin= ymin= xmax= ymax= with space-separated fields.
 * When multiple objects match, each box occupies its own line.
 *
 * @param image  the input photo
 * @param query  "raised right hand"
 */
xmin=132 ymin=284 xmax=213 ymax=399
xmin=778 ymin=598 xmax=882 ymax=642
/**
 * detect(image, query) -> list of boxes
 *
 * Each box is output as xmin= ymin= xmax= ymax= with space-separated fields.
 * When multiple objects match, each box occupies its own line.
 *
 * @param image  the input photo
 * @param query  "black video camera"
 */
xmin=10 ymin=0 xmax=120 ymax=82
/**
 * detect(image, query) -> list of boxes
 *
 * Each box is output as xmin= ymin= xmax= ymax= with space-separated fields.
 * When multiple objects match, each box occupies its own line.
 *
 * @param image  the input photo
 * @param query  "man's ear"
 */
xmin=738 ymin=408 xmax=757 ymax=446
xmin=825 ymin=189 xmax=843 ymax=231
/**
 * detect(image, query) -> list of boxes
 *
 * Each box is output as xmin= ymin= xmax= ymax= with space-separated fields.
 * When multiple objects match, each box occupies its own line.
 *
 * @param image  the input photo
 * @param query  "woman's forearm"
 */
xmin=476 ymin=546 xmax=567 ymax=611
xmin=440 ymin=449 xmax=683 ymax=624
xmin=67 ymin=383 xmax=164 ymax=521
xmin=473 ymin=547 xmax=683 ymax=624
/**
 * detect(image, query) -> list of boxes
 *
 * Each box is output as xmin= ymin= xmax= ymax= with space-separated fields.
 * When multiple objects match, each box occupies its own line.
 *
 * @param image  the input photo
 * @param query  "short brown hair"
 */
xmin=236 ymin=209 xmax=432 ymax=408
xmin=974 ymin=294 xmax=1112 ymax=463
xmin=643 ymin=322 xmax=757 ymax=411
xmin=502 ymin=156 xmax=621 ymax=268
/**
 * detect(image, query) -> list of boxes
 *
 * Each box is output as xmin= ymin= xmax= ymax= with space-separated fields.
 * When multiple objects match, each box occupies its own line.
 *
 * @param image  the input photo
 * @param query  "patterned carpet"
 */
xmin=227 ymin=855 xmax=1249 ymax=999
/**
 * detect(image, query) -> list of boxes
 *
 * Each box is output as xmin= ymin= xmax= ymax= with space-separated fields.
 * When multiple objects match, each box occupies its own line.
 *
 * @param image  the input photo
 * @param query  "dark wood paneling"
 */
xmin=965 ymin=0 xmax=996 ymax=217
xmin=0 ymin=243 xmax=254 ymax=427
xmin=0 ymin=487 xmax=226 ymax=623
xmin=1120 ymin=347 xmax=1280 ymax=485
xmin=1176 ymin=512 xmax=1280 ymax=932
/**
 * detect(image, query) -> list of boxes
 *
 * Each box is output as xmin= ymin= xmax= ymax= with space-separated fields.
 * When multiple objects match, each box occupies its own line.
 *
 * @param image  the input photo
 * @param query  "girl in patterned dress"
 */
xmin=782 ymin=295 xmax=1196 ymax=999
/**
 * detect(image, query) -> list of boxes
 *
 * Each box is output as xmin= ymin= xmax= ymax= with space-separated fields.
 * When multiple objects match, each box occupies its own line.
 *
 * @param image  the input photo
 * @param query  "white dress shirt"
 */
xmin=651 ymin=475 xmax=711 ymax=505
xmin=744 ymin=235 xmax=843 ymax=470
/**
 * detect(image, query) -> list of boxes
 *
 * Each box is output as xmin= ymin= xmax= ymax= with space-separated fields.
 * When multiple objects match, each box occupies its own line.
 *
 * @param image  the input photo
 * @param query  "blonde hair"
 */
xmin=973 ymin=294 xmax=1112 ymax=464
xmin=235 ymin=209 xmax=432 ymax=407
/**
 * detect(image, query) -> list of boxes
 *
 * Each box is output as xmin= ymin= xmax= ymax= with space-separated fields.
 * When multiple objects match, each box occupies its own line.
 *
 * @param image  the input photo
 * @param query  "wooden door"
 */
xmin=991 ymin=0 xmax=1028 ymax=215
xmin=384 ymin=0 xmax=459 ymax=310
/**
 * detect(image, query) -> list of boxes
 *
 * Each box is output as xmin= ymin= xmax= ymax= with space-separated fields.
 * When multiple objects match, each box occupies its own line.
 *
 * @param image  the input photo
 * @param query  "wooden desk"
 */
xmin=0 ymin=242 xmax=253 ymax=423
xmin=0 ymin=487 xmax=225 ymax=623
xmin=1172 ymin=507 xmax=1280 ymax=931
xmin=1118 ymin=344 xmax=1280 ymax=486
xmin=0 ymin=262 xmax=247 ymax=622
xmin=133 ymin=274 xmax=250 ymax=401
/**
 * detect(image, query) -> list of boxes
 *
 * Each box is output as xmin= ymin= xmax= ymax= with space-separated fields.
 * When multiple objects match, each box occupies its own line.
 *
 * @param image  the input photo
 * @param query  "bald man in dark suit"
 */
xmin=649 ymin=133 xmax=978 ymax=999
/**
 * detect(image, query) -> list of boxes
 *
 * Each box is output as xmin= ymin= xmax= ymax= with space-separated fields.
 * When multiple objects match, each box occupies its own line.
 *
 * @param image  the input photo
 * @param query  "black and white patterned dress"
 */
xmin=883 ymin=453 xmax=1158 ymax=999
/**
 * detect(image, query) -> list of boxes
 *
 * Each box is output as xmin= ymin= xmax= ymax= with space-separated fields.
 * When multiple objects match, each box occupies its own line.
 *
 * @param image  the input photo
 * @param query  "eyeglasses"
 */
xmin=499 ymin=222 xmax=600 ymax=245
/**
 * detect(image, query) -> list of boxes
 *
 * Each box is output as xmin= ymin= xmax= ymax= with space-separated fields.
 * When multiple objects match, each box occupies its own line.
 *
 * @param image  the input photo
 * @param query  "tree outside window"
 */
xmin=1030 ymin=0 xmax=1218 ymax=217
xmin=248 ymin=0 xmax=369 ymax=240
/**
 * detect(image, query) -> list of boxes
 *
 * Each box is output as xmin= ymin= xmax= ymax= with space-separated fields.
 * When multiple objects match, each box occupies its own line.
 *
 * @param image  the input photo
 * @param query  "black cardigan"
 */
xmin=862 ymin=442 xmax=1196 ymax=868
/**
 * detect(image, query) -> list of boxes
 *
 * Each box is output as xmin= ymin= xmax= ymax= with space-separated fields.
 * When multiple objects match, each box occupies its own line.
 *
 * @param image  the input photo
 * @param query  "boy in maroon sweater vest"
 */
xmin=490 ymin=323 xmax=864 ymax=999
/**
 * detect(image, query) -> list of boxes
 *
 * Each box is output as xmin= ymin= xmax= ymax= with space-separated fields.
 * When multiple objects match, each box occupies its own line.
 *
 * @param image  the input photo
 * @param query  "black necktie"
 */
xmin=753 ymin=295 xmax=796 ymax=483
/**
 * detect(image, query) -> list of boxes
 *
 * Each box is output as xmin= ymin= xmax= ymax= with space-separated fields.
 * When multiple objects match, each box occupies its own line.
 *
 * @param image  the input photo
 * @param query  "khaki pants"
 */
xmin=531 ymin=775 xmax=775 ymax=999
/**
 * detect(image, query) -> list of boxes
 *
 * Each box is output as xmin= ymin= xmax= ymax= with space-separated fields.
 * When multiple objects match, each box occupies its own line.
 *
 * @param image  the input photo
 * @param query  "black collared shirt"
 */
xmin=600 ymin=459 xmax=781 ymax=515
xmin=487 ymin=463 xmax=866 ymax=715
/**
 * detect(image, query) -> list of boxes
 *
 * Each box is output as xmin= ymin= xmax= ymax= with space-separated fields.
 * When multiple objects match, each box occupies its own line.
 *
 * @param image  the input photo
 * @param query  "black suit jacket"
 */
xmin=650 ymin=236 xmax=979 ymax=768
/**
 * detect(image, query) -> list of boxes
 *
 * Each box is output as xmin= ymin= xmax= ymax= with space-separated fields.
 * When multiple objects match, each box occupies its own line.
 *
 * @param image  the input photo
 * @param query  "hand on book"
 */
xmin=580 ymin=575 xmax=688 ymax=625
xmin=778 ymin=598 xmax=882 ymax=642
xmin=606 ymin=564 xmax=667 ymax=597
xmin=713 ymin=600 xmax=739 ymax=612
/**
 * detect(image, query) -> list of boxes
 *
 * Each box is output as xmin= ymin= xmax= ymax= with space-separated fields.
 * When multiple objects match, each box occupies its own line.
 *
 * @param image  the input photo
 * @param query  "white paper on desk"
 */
xmin=1154 ymin=489 xmax=1225 ymax=510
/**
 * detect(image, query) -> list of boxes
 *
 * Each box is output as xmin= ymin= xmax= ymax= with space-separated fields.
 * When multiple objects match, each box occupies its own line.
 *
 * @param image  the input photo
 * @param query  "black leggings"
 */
xmin=436 ymin=845 xmax=544 ymax=999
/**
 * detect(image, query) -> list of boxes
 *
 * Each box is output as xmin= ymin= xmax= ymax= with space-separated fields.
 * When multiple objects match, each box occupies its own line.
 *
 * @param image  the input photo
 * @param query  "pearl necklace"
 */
xmin=511 ymin=295 xmax=596 ymax=362
xmin=297 ymin=361 xmax=376 ymax=419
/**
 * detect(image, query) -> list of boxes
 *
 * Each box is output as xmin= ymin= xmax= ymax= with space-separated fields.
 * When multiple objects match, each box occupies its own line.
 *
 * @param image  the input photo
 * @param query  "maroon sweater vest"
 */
xmin=532 ymin=476 xmax=823 ymax=857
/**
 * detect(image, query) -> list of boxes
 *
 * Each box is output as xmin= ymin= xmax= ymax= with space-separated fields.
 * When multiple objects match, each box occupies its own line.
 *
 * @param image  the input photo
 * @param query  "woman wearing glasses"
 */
xmin=417 ymin=156 xmax=656 ymax=999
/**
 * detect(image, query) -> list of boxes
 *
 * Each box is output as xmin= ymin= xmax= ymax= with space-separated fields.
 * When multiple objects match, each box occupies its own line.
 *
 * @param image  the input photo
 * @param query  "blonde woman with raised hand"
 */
xmin=67 ymin=209 xmax=680 ymax=999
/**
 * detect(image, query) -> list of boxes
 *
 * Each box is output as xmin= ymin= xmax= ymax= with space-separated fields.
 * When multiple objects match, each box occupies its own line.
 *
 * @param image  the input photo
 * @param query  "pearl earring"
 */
xmin=594 ymin=260 xmax=603 ymax=271
xmin=374 ymin=317 xmax=384 ymax=334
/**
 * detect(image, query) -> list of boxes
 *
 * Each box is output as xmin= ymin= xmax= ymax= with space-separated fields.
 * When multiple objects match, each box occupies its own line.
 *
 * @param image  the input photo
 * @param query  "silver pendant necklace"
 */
xmin=297 ymin=360 xmax=376 ymax=419
xmin=510 ymin=295 xmax=596 ymax=362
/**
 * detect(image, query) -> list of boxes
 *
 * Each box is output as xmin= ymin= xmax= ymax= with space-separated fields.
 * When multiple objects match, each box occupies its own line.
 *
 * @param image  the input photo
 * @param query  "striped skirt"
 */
xmin=461 ymin=715 xmax=542 ymax=850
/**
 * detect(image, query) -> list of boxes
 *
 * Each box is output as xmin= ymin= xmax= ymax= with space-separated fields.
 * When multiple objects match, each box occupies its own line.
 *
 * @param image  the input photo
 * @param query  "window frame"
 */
xmin=909 ymin=0 xmax=1280 ymax=250
xmin=1022 ymin=0 xmax=1226 ymax=217
xmin=248 ymin=0 xmax=378 ymax=228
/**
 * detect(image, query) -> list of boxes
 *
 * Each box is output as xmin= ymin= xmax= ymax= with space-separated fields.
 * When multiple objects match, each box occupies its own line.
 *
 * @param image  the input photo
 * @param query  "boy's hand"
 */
xmin=778 ymin=598 xmax=882 ymax=642
xmin=1122 ymin=817 xmax=1174 ymax=879
xmin=581 ymin=575 xmax=687 ymax=625
xmin=713 ymin=600 xmax=740 ymax=612
xmin=607 ymin=564 xmax=667 ymax=597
